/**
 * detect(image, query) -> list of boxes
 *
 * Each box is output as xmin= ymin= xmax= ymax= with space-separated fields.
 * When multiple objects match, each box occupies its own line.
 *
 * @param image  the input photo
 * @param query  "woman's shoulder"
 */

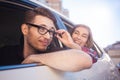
xmin=82 ymin=47 xmax=96 ymax=53
xmin=82 ymin=47 xmax=98 ymax=63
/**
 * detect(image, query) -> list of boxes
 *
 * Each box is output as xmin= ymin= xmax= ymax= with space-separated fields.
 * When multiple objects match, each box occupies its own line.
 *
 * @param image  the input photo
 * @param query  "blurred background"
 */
xmin=31 ymin=0 xmax=120 ymax=65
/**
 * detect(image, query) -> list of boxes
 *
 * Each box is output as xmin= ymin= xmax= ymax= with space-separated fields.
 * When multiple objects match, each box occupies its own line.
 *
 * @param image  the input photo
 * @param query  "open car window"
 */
xmin=62 ymin=20 xmax=102 ymax=58
xmin=0 ymin=1 xmax=63 ymax=49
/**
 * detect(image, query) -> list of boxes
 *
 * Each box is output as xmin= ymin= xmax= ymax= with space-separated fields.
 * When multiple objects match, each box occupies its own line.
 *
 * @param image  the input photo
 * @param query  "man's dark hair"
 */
xmin=24 ymin=7 xmax=56 ymax=24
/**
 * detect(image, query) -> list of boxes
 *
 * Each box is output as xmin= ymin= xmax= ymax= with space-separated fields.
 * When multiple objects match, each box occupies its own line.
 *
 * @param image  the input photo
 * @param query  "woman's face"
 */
xmin=72 ymin=27 xmax=89 ymax=47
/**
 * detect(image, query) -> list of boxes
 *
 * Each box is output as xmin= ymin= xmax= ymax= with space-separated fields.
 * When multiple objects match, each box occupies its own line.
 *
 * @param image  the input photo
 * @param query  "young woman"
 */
xmin=56 ymin=24 xmax=98 ymax=63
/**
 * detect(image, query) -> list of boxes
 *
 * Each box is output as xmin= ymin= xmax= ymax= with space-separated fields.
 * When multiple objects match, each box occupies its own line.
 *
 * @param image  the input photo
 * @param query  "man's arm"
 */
xmin=22 ymin=49 xmax=92 ymax=72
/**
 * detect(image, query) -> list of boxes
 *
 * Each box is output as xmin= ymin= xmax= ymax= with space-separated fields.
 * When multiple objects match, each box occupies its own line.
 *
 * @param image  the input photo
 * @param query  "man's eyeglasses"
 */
xmin=26 ymin=23 xmax=56 ymax=36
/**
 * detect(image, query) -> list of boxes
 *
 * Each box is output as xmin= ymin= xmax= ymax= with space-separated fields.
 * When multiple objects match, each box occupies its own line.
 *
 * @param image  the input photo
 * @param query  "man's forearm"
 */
xmin=22 ymin=49 xmax=92 ymax=72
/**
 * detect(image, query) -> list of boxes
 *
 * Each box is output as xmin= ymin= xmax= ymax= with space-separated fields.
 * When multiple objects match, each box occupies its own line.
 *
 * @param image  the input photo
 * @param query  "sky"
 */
xmin=62 ymin=0 xmax=120 ymax=48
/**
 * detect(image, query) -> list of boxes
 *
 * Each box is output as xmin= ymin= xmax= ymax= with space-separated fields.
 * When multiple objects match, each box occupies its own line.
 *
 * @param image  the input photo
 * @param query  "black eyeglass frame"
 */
xmin=25 ymin=23 xmax=56 ymax=35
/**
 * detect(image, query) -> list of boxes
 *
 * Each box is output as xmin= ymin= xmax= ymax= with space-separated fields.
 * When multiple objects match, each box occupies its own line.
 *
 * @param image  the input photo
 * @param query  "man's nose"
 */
xmin=44 ymin=32 xmax=52 ymax=39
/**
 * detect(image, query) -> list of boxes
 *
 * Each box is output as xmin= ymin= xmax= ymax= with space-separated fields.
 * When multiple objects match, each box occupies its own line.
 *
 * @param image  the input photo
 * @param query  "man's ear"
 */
xmin=21 ymin=24 xmax=29 ymax=35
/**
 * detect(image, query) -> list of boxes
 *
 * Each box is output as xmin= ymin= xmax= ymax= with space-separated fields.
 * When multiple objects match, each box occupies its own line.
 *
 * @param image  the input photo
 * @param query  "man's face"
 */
xmin=25 ymin=15 xmax=55 ymax=51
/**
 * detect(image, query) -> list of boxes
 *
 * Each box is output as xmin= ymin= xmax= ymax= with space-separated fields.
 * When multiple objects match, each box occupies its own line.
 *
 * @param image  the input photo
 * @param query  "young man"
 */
xmin=0 ymin=7 xmax=92 ymax=72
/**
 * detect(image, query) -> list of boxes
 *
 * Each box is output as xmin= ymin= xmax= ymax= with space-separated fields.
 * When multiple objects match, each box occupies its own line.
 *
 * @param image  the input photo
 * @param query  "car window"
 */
xmin=0 ymin=4 xmax=24 ymax=48
xmin=93 ymin=42 xmax=103 ymax=58
xmin=0 ymin=0 xmax=102 ymax=62
xmin=62 ymin=20 xmax=102 ymax=58
xmin=0 ymin=2 xmax=61 ymax=49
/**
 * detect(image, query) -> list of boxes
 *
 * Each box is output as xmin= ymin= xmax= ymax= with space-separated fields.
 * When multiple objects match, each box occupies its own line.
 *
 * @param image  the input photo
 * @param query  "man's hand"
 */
xmin=22 ymin=55 xmax=43 ymax=65
xmin=55 ymin=29 xmax=81 ymax=49
xmin=56 ymin=29 xmax=74 ymax=46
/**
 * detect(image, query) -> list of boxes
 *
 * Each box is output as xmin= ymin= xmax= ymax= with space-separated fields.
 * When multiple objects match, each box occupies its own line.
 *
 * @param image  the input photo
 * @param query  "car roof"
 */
xmin=0 ymin=0 xmax=75 ymax=27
